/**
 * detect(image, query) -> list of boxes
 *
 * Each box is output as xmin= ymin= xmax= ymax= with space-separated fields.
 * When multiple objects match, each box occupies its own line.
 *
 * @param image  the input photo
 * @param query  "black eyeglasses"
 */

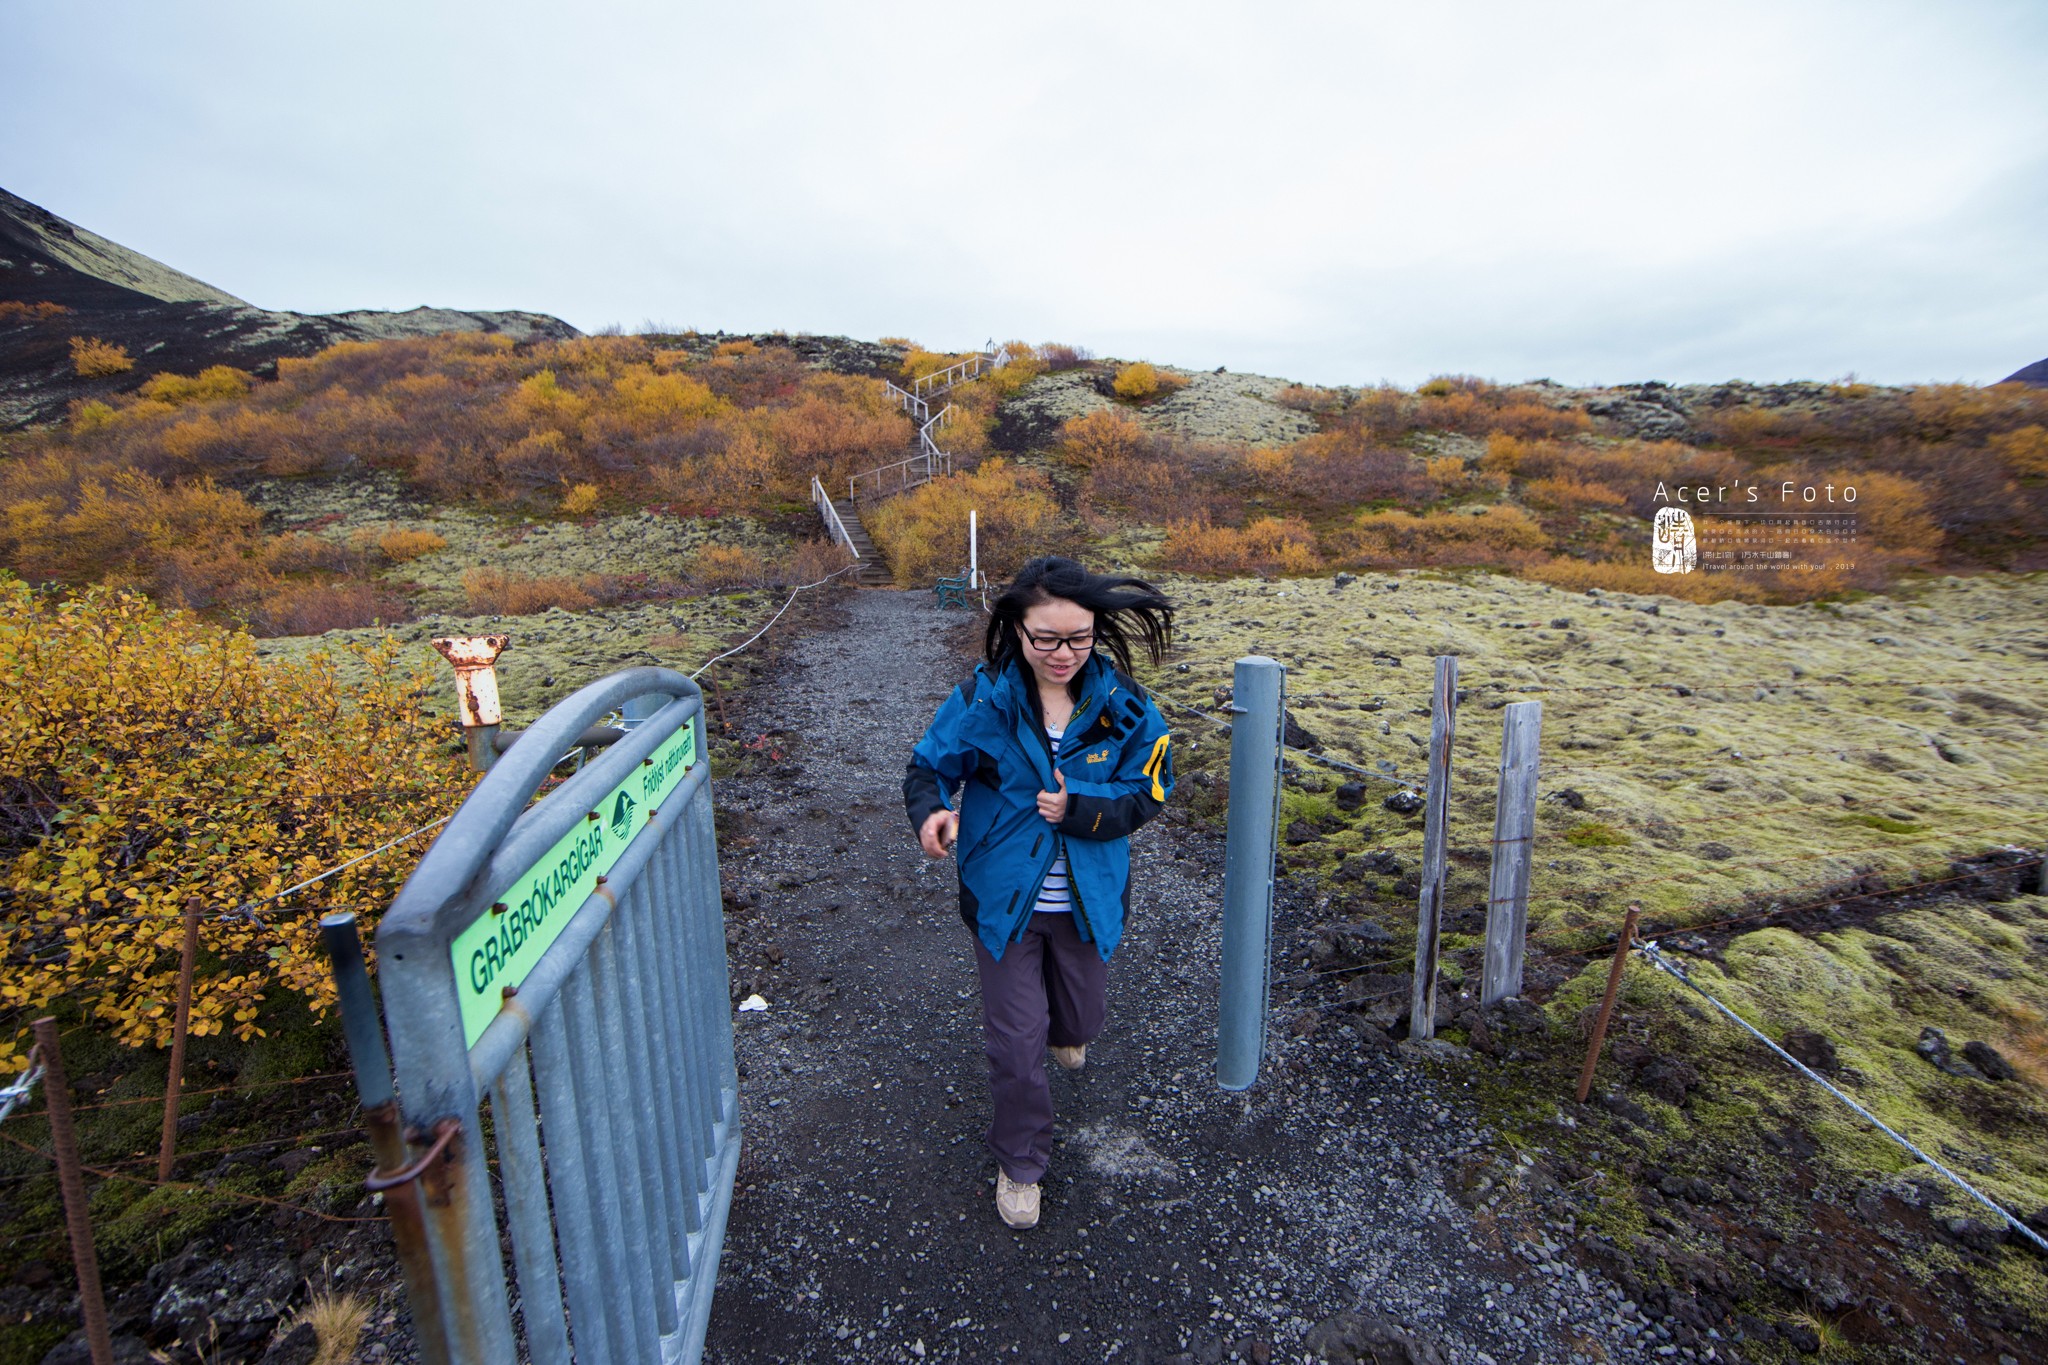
xmin=1021 ymin=630 xmax=1095 ymax=654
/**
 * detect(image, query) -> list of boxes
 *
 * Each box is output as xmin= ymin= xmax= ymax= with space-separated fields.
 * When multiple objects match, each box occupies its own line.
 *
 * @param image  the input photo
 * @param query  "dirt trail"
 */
xmin=702 ymin=590 xmax=1636 ymax=1364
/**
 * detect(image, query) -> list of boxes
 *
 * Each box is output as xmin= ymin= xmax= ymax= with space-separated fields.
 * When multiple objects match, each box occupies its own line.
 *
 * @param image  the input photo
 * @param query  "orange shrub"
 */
xmin=867 ymin=459 xmax=1066 ymax=587
xmin=461 ymin=568 xmax=598 ymax=615
xmin=688 ymin=543 xmax=772 ymax=590
xmin=379 ymin=528 xmax=449 ymax=562
xmin=1525 ymin=558 xmax=1768 ymax=604
xmin=1112 ymin=362 xmax=1187 ymax=401
xmin=1424 ymin=455 xmax=1468 ymax=493
xmin=1989 ymin=425 xmax=2048 ymax=477
xmin=1059 ymin=409 xmax=1150 ymax=468
xmin=69 ymin=336 xmax=134 ymax=377
xmin=0 ymin=300 xmax=69 ymax=322
xmin=1159 ymin=516 xmax=1320 ymax=576
xmin=1242 ymin=433 xmax=1428 ymax=506
xmin=1524 ymin=475 xmax=1627 ymax=512
xmin=245 ymin=581 xmax=412 ymax=637
xmin=561 ymin=483 xmax=602 ymax=516
xmin=1036 ymin=342 xmax=1092 ymax=371
xmin=1336 ymin=505 xmax=1550 ymax=568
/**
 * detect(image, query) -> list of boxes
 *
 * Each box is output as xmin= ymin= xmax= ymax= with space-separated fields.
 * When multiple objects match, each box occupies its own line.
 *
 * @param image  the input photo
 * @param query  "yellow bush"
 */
xmin=1989 ymin=425 xmax=2048 ymax=477
xmin=461 ymin=567 xmax=598 ymax=615
xmin=1112 ymin=362 xmax=1187 ymax=402
xmin=561 ymin=482 xmax=602 ymax=516
xmin=378 ymin=528 xmax=449 ymax=562
xmin=1525 ymin=475 xmax=1627 ymax=512
xmin=69 ymin=335 xmax=134 ymax=377
xmin=1425 ymin=455 xmax=1468 ymax=492
xmin=1338 ymin=505 xmax=1550 ymax=568
xmin=867 ymin=458 xmax=1065 ymax=587
xmin=0 ymin=583 xmax=471 ymax=1068
xmin=1059 ymin=409 xmax=1149 ymax=468
xmin=1525 ymin=557 xmax=1769 ymax=604
xmin=1159 ymin=516 xmax=1320 ymax=576
xmin=138 ymin=365 xmax=254 ymax=406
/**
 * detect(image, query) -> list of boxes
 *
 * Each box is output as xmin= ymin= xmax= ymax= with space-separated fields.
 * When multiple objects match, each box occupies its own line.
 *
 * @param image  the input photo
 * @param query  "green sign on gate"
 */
xmin=450 ymin=720 xmax=699 ymax=1046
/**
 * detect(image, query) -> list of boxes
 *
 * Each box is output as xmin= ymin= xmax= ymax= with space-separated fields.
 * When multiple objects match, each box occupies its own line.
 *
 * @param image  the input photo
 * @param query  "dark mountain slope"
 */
xmin=0 ymin=186 xmax=579 ymax=428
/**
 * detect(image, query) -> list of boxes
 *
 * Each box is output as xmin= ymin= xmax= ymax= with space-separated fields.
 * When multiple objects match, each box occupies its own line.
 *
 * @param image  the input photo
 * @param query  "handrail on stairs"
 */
xmin=840 ymin=342 xmax=1004 ymax=505
xmin=812 ymin=476 xmax=861 ymax=560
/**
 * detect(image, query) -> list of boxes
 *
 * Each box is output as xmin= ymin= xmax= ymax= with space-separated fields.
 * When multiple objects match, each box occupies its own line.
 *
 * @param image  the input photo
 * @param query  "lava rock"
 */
xmin=1383 ymin=790 xmax=1423 ymax=816
xmin=1301 ymin=1309 xmax=1450 ymax=1365
xmin=1333 ymin=782 xmax=1367 ymax=812
xmin=1551 ymin=787 xmax=1587 ymax=810
xmin=1284 ymin=712 xmax=1324 ymax=752
xmin=258 ymin=1322 xmax=321 ymax=1365
xmin=1635 ymin=1055 xmax=1701 ymax=1105
xmin=39 ymin=1334 xmax=155 ymax=1365
xmin=1962 ymin=1040 xmax=2017 ymax=1081
xmin=1286 ymin=819 xmax=1324 ymax=845
xmin=1781 ymin=1028 xmax=1838 ymax=1073
xmin=1915 ymin=1026 xmax=1987 ymax=1080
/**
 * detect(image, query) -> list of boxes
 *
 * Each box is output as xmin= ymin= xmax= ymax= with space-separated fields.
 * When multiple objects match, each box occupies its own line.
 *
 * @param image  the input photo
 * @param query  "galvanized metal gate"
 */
xmin=327 ymin=667 xmax=739 ymax=1365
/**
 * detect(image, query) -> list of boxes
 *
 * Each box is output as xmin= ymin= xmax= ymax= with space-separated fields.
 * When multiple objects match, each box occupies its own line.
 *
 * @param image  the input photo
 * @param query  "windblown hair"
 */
xmin=984 ymin=556 xmax=1175 ymax=693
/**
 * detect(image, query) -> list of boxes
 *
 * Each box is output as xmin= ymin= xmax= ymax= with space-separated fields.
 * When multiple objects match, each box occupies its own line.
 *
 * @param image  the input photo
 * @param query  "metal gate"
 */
xmin=326 ymin=666 xmax=740 ymax=1365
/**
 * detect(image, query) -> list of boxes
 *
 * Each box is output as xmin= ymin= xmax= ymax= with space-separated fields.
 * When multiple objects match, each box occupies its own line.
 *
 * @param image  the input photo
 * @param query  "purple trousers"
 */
xmin=971 ymin=911 xmax=1108 ymax=1184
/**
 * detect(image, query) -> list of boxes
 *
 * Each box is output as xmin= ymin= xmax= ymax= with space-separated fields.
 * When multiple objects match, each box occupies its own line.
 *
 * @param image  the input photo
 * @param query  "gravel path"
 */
xmin=701 ymin=590 xmax=1637 ymax=1364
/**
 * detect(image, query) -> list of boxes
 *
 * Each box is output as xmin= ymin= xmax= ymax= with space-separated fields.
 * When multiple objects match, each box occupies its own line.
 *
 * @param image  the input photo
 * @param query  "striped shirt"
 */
xmin=1035 ymin=721 xmax=1071 ymax=914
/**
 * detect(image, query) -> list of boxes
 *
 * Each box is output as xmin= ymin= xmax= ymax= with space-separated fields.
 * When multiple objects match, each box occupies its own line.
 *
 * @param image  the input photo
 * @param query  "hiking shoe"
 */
xmin=995 ymin=1169 xmax=1040 ymax=1229
xmin=1050 ymin=1043 xmax=1087 ymax=1072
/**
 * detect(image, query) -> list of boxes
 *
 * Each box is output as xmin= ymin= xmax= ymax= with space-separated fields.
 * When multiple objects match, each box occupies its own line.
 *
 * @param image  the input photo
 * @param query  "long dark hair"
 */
xmin=984 ymin=556 xmax=1175 ymax=693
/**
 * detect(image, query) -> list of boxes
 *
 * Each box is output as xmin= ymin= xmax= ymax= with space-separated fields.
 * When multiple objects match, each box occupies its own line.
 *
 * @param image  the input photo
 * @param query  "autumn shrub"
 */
xmin=1112 ymin=362 xmax=1187 ymax=402
xmin=138 ymin=366 xmax=254 ymax=406
xmin=1239 ymin=434 xmax=1429 ymax=507
xmin=0 ymin=301 xmax=69 ymax=323
xmin=1037 ymin=342 xmax=1092 ymax=371
xmin=1275 ymin=384 xmax=1345 ymax=413
xmin=1424 ymin=455 xmax=1468 ymax=493
xmin=377 ymin=528 xmax=448 ymax=562
xmin=787 ymin=536 xmax=858 ymax=585
xmin=1487 ymin=401 xmax=1591 ymax=440
xmin=1159 ymin=516 xmax=1321 ymax=576
xmin=245 ymin=581 xmax=413 ymax=637
xmin=561 ymin=482 xmax=602 ymax=516
xmin=1335 ymin=505 xmax=1550 ymax=568
xmin=1524 ymin=557 xmax=1772 ymax=604
xmin=1059 ymin=409 xmax=1151 ymax=468
xmin=266 ymin=532 xmax=359 ymax=576
xmin=0 ymin=583 xmax=472 ymax=1070
xmin=867 ymin=459 xmax=1066 ymax=587
xmin=69 ymin=336 xmax=134 ymax=377
xmin=1989 ymin=425 xmax=2048 ymax=477
xmin=1524 ymin=474 xmax=1627 ymax=512
xmin=687 ymin=544 xmax=773 ymax=591
xmin=460 ymin=567 xmax=598 ymax=615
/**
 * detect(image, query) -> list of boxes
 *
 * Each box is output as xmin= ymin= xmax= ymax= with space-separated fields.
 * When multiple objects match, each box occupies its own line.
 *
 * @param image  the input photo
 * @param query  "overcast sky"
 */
xmin=6 ymin=1 xmax=2045 ymax=387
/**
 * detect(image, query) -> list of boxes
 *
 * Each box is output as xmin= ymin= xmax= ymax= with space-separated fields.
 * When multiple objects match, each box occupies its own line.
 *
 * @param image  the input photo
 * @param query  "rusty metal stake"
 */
xmin=1575 ymin=904 xmax=1642 ymax=1104
xmin=32 ymin=1018 xmax=113 ymax=1365
xmin=433 ymin=635 xmax=510 ymax=772
xmin=157 ymin=897 xmax=203 ymax=1183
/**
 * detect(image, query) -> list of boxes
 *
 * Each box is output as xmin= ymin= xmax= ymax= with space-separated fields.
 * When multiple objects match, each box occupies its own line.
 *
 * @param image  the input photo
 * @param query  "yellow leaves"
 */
xmin=69 ymin=335 xmax=135 ymax=377
xmin=1 ymin=582 xmax=472 ymax=1065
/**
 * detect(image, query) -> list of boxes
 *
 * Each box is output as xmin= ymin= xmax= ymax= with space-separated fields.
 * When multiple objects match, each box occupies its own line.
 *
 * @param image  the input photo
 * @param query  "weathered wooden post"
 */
xmin=1408 ymin=656 xmax=1458 ymax=1041
xmin=1482 ymin=701 xmax=1541 ymax=1005
xmin=1576 ymin=905 xmax=1643 ymax=1102
xmin=33 ymin=1018 xmax=114 ymax=1365
xmin=156 ymin=896 xmax=204 ymax=1181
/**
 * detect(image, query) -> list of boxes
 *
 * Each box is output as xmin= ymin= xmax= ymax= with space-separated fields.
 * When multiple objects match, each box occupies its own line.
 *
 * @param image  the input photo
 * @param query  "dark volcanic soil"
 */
xmin=701 ymin=590 xmax=1635 ymax=1364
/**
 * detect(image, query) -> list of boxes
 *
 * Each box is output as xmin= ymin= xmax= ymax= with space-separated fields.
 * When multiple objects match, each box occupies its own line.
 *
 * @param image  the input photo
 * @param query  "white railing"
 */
xmin=843 ymin=342 xmax=1004 ymax=503
xmin=881 ymin=380 xmax=929 ymax=423
xmin=811 ymin=476 xmax=861 ymax=560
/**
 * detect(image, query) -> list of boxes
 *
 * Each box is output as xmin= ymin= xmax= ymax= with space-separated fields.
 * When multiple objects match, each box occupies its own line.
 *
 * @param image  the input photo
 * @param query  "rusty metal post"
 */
xmin=433 ymin=636 xmax=510 ymax=772
xmin=32 ymin=1018 xmax=113 ymax=1365
xmin=1575 ymin=904 xmax=1642 ymax=1103
xmin=320 ymin=914 xmax=454 ymax=1365
xmin=156 ymin=897 xmax=203 ymax=1182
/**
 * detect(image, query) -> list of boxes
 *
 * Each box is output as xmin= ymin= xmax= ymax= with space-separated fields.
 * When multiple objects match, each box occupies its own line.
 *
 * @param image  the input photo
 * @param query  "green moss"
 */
xmin=0 ymin=1321 xmax=71 ymax=1365
xmin=1849 ymin=813 xmax=1921 ymax=834
xmin=1564 ymin=821 xmax=1632 ymax=848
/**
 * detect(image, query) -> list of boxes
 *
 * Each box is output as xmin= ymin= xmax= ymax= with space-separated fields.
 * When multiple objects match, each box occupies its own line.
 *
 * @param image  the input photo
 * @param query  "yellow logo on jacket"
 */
xmin=1085 ymin=748 xmax=1111 ymax=764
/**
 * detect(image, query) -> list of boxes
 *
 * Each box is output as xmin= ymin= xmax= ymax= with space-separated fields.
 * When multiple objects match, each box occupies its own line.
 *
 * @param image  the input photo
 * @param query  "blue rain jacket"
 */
xmin=904 ymin=651 xmax=1174 ymax=962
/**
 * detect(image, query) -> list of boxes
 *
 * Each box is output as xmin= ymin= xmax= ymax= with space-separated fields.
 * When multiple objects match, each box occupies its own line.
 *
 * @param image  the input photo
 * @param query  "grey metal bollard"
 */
xmin=1219 ymin=656 xmax=1285 ymax=1091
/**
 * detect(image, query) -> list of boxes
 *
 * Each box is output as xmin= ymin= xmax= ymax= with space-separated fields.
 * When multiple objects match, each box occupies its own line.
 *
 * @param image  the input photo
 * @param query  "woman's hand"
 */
xmin=1036 ymin=771 xmax=1068 ymax=825
xmin=919 ymin=809 xmax=959 ymax=858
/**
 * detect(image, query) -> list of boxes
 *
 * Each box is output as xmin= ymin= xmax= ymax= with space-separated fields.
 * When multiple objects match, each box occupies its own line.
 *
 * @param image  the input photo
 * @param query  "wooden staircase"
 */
xmin=833 ymin=497 xmax=893 ymax=586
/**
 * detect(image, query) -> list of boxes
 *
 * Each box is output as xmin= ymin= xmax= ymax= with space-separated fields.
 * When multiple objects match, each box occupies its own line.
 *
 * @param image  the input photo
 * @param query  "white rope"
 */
xmin=0 ymin=1058 xmax=45 ymax=1125
xmin=690 ymin=562 xmax=863 ymax=681
xmin=1637 ymin=940 xmax=2048 ymax=1256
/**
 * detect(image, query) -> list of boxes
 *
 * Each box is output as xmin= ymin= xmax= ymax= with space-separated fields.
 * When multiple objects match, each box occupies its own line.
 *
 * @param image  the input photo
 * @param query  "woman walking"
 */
xmin=903 ymin=556 xmax=1176 ymax=1229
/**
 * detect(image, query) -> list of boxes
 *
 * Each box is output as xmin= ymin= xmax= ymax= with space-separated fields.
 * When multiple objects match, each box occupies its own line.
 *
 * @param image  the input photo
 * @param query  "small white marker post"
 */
xmin=969 ymin=509 xmax=979 ymax=589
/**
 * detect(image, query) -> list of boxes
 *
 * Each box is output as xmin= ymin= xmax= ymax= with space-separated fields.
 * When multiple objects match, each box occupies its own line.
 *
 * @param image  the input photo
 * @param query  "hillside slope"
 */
xmin=0 ymin=186 xmax=580 ymax=427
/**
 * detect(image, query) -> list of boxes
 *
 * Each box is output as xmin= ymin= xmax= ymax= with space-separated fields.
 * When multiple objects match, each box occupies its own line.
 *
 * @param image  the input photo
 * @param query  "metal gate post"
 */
xmin=1219 ymin=656 xmax=1285 ymax=1090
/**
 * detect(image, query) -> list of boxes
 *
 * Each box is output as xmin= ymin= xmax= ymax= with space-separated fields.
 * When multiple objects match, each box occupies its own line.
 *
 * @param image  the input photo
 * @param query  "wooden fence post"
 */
xmin=157 ymin=897 xmax=203 ymax=1182
xmin=33 ymin=1018 xmax=113 ymax=1365
xmin=1483 ymin=701 xmax=1541 ymax=1005
xmin=1408 ymin=656 xmax=1459 ymax=1041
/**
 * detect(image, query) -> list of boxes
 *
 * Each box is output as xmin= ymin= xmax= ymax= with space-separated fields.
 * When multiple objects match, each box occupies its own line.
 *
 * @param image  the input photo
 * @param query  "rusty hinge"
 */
xmin=365 ymin=1117 xmax=460 ymax=1193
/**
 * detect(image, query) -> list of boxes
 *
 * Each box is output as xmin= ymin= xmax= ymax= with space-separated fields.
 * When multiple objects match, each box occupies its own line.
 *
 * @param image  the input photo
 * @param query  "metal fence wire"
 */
xmin=330 ymin=666 xmax=739 ymax=1365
